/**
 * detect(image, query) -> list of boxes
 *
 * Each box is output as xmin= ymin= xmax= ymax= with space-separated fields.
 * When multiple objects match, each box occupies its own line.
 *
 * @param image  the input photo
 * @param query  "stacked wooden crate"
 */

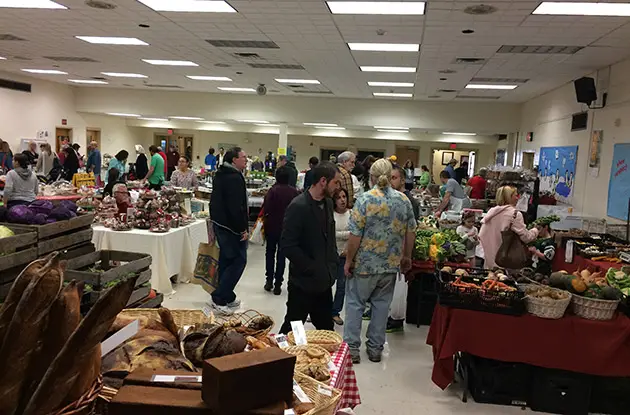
xmin=0 ymin=225 xmax=38 ymax=302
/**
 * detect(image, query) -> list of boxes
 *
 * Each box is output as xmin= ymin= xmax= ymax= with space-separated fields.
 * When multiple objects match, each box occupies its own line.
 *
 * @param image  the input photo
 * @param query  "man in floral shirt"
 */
xmin=343 ymin=159 xmax=416 ymax=364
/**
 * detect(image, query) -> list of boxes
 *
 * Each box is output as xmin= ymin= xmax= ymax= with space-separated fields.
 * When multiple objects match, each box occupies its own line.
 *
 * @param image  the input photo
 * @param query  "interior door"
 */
xmin=86 ymin=128 xmax=101 ymax=148
xmin=55 ymin=127 xmax=72 ymax=153
xmin=522 ymin=152 xmax=535 ymax=169
xmin=395 ymin=146 xmax=419 ymax=167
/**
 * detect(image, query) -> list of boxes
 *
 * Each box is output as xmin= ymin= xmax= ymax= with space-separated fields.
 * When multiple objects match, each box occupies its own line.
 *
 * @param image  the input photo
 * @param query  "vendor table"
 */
xmin=37 ymin=194 xmax=82 ymax=202
xmin=553 ymin=247 xmax=624 ymax=274
xmin=427 ymin=304 xmax=630 ymax=390
xmin=92 ymin=220 xmax=208 ymax=295
xmin=330 ymin=342 xmax=361 ymax=409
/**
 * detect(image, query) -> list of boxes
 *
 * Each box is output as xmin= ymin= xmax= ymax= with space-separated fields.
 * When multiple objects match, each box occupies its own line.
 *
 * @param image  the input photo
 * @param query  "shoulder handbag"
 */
xmin=495 ymin=210 xmax=529 ymax=269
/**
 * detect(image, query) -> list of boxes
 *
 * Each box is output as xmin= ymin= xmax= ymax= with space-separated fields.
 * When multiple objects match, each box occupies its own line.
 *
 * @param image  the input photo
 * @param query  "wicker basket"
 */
xmin=523 ymin=286 xmax=572 ymax=319
xmin=288 ymin=330 xmax=342 ymax=352
xmin=293 ymin=372 xmax=341 ymax=415
xmin=572 ymin=294 xmax=620 ymax=320
xmin=284 ymin=345 xmax=331 ymax=364
xmin=51 ymin=376 xmax=102 ymax=415
xmin=215 ymin=309 xmax=275 ymax=337
xmin=117 ymin=308 xmax=214 ymax=327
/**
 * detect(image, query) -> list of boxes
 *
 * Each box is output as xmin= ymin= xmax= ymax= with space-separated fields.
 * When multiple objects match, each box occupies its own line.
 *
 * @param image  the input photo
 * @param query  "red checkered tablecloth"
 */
xmin=329 ymin=342 xmax=361 ymax=409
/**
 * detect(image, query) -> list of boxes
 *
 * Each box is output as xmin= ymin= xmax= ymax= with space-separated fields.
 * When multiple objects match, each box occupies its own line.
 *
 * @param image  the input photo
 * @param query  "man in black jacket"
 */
xmin=279 ymin=161 xmax=341 ymax=333
xmin=277 ymin=155 xmax=298 ymax=188
xmin=209 ymin=147 xmax=249 ymax=315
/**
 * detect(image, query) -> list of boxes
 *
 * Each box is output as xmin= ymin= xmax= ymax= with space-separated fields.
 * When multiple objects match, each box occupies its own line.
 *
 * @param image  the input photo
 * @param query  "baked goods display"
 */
xmin=288 ymin=329 xmax=343 ymax=352
xmin=284 ymin=345 xmax=332 ymax=382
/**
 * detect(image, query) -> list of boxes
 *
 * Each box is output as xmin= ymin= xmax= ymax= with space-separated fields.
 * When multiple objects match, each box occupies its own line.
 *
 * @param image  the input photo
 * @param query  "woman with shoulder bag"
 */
xmin=479 ymin=186 xmax=538 ymax=269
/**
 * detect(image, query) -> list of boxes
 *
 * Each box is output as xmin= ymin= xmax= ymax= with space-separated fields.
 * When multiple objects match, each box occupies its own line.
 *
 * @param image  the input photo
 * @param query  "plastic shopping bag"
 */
xmin=389 ymin=273 xmax=408 ymax=321
xmin=249 ymin=218 xmax=265 ymax=245
xmin=192 ymin=242 xmax=220 ymax=294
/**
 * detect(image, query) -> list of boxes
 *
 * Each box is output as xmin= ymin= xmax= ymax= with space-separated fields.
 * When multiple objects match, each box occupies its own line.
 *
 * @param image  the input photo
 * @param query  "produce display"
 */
xmin=524 ymin=285 xmax=571 ymax=301
xmin=414 ymin=228 xmax=467 ymax=262
xmin=606 ymin=266 xmax=630 ymax=296
xmin=528 ymin=214 xmax=561 ymax=229
xmin=40 ymin=180 xmax=75 ymax=197
xmin=1 ymin=200 xmax=78 ymax=225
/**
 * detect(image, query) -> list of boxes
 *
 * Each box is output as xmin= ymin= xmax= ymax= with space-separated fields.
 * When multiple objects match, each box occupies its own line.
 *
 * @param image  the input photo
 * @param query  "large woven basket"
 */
xmin=293 ymin=372 xmax=341 ymax=415
xmin=51 ymin=376 xmax=102 ymax=415
xmin=117 ymin=308 xmax=214 ymax=327
xmin=288 ymin=330 xmax=342 ymax=352
xmin=523 ymin=285 xmax=572 ymax=319
xmin=215 ymin=309 xmax=275 ymax=337
xmin=572 ymin=294 xmax=619 ymax=320
xmin=284 ymin=345 xmax=331 ymax=364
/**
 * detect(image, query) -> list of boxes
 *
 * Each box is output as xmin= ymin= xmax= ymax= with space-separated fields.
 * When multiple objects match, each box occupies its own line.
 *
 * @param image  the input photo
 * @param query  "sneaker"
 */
xmin=386 ymin=318 xmax=404 ymax=333
xmin=350 ymin=352 xmax=361 ymax=364
xmin=362 ymin=308 xmax=372 ymax=321
xmin=227 ymin=298 xmax=241 ymax=309
xmin=273 ymin=286 xmax=282 ymax=295
xmin=211 ymin=302 xmax=234 ymax=316
xmin=332 ymin=315 xmax=344 ymax=326
xmin=264 ymin=281 xmax=273 ymax=292
xmin=367 ymin=350 xmax=382 ymax=363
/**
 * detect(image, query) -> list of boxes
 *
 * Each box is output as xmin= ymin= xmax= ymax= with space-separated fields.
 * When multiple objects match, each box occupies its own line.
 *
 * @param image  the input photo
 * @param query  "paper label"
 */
xmin=565 ymin=240 xmax=574 ymax=263
xmin=284 ymin=410 xmax=296 ymax=415
xmin=327 ymin=361 xmax=337 ymax=371
xmin=151 ymin=375 xmax=202 ymax=383
xmin=202 ymin=305 xmax=212 ymax=318
xmin=275 ymin=334 xmax=290 ymax=349
xmin=101 ymin=319 xmax=139 ymax=357
xmin=291 ymin=321 xmax=308 ymax=345
xmin=317 ymin=385 xmax=333 ymax=397
xmin=293 ymin=380 xmax=311 ymax=403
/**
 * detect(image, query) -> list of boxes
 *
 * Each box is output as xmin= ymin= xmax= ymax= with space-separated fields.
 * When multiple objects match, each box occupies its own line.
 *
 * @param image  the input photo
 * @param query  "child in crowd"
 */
xmin=529 ymin=219 xmax=557 ymax=276
xmin=456 ymin=211 xmax=479 ymax=266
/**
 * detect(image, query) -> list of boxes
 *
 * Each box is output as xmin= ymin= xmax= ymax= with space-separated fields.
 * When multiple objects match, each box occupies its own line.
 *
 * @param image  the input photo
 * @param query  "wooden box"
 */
xmin=64 ymin=250 xmax=152 ymax=288
xmin=202 ymin=348 xmax=295 ymax=413
xmin=0 ymin=225 xmax=37 ymax=272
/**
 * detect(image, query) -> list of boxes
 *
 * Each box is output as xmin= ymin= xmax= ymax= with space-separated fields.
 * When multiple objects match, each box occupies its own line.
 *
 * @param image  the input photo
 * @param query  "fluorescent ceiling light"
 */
xmin=169 ymin=116 xmax=204 ymax=120
xmin=143 ymin=59 xmax=198 ymax=66
xmin=137 ymin=0 xmax=236 ymax=12
xmin=257 ymin=124 xmax=278 ymax=127
xmin=374 ymin=126 xmax=408 ymax=130
xmin=348 ymin=43 xmax=419 ymax=52
xmin=218 ymin=87 xmax=256 ymax=92
xmin=304 ymin=122 xmax=338 ymax=127
xmin=197 ymin=120 xmax=226 ymax=124
xmin=377 ymin=129 xmax=408 ymax=133
xmin=139 ymin=117 xmax=168 ymax=122
xmin=275 ymin=78 xmax=320 ymax=84
xmin=328 ymin=1 xmax=425 ymax=15
xmin=368 ymin=81 xmax=414 ymax=87
xmin=22 ymin=69 xmax=67 ymax=75
xmin=187 ymin=75 xmax=232 ymax=81
xmin=76 ymin=36 xmax=148 ymax=46
xmin=107 ymin=113 xmax=140 ymax=117
xmin=68 ymin=79 xmax=108 ymax=84
xmin=0 ymin=57 xmax=6 ymax=60
xmin=316 ymin=126 xmax=345 ymax=130
xmin=238 ymin=120 xmax=268 ymax=124
xmin=466 ymin=84 xmax=518 ymax=90
xmin=373 ymin=92 xmax=412 ymax=98
xmin=361 ymin=66 xmax=416 ymax=73
xmin=101 ymin=72 xmax=147 ymax=78
xmin=0 ymin=0 xmax=67 ymax=9
xmin=443 ymin=132 xmax=477 ymax=136
xmin=533 ymin=2 xmax=630 ymax=16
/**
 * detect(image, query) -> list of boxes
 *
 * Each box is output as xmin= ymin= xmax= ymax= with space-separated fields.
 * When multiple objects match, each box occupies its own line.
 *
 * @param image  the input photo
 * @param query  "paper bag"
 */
xmin=249 ymin=218 xmax=265 ymax=245
xmin=192 ymin=242 xmax=220 ymax=294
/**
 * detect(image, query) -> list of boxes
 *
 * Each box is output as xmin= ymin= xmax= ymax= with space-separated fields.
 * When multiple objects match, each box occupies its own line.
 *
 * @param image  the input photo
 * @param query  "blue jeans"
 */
xmin=332 ymin=257 xmax=346 ymax=316
xmin=265 ymin=233 xmax=285 ymax=286
xmin=343 ymin=273 xmax=396 ymax=355
xmin=211 ymin=224 xmax=247 ymax=306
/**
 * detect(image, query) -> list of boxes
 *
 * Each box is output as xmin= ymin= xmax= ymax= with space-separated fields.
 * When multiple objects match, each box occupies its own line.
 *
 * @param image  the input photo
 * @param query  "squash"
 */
xmin=569 ymin=277 xmax=587 ymax=294
xmin=454 ymin=269 xmax=469 ymax=277
xmin=602 ymin=286 xmax=622 ymax=301
xmin=549 ymin=272 xmax=567 ymax=288
xmin=441 ymin=266 xmax=453 ymax=274
xmin=580 ymin=269 xmax=592 ymax=280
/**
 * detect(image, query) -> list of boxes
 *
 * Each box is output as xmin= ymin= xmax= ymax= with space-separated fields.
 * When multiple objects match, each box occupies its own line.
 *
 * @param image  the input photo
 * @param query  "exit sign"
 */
xmin=167 ymin=129 xmax=173 ymax=135
xmin=449 ymin=143 xmax=457 ymax=149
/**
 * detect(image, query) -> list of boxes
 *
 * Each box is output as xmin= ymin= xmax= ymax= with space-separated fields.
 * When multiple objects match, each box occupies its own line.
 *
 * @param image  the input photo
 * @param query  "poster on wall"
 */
xmin=607 ymin=143 xmax=630 ymax=220
xmin=539 ymin=145 xmax=578 ymax=204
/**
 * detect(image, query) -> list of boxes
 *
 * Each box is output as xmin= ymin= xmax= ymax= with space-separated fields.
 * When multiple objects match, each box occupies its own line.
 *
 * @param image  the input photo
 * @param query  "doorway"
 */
xmin=522 ymin=152 xmax=535 ymax=170
xmin=431 ymin=148 xmax=477 ymax=183
xmin=395 ymin=146 xmax=419 ymax=168
xmin=86 ymin=128 xmax=101 ymax=148
xmin=55 ymin=127 xmax=72 ymax=153
xmin=155 ymin=134 xmax=194 ymax=159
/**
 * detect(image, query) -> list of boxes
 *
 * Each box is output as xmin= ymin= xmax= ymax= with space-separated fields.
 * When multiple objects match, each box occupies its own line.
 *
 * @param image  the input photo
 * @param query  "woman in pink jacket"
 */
xmin=479 ymin=186 xmax=539 ymax=268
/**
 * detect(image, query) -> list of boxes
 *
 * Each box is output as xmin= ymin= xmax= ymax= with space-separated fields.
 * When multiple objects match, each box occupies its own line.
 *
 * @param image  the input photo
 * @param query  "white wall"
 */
xmin=519 ymin=59 xmax=630 ymax=221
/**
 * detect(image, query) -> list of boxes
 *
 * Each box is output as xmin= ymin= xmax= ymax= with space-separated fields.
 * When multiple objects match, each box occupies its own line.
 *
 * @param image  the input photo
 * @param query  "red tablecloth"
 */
xmin=427 ymin=304 xmax=630 ymax=390
xmin=553 ymin=247 xmax=623 ymax=273
xmin=410 ymin=260 xmax=471 ymax=275
xmin=330 ymin=342 xmax=361 ymax=409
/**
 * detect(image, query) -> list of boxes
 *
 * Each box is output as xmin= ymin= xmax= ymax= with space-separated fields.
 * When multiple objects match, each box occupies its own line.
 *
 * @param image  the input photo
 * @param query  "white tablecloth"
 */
xmin=92 ymin=220 xmax=208 ymax=295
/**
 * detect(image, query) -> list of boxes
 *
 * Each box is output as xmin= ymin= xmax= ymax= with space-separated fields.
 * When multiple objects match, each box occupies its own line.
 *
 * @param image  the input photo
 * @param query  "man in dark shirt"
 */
xmin=279 ymin=162 xmax=341 ymax=333
xmin=454 ymin=161 xmax=469 ymax=184
xmin=22 ymin=141 xmax=38 ymax=167
xmin=263 ymin=167 xmax=300 ymax=295
xmin=303 ymin=156 xmax=319 ymax=190
xmin=166 ymin=145 xmax=180 ymax=181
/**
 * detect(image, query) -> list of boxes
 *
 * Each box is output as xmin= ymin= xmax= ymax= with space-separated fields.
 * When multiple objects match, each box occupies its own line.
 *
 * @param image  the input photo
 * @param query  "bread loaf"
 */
xmin=0 ymin=253 xmax=63 ymax=415
xmin=23 ymin=276 xmax=138 ymax=415
xmin=66 ymin=344 xmax=101 ymax=401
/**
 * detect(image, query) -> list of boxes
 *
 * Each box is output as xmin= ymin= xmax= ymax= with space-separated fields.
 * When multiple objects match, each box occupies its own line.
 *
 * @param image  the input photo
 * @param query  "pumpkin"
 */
xmin=570 ymin=277 xmax=587 ymax=294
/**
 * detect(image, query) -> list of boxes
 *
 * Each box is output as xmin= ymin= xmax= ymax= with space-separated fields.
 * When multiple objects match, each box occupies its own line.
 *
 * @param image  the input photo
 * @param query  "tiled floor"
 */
xmin=164 ymin=244 xmax=526 ymax=414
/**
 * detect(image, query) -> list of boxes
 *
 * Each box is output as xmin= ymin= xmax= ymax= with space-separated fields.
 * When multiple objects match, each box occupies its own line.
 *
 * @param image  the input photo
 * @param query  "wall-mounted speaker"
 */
xmin=574 ymin=77 xmax=597 ymax=106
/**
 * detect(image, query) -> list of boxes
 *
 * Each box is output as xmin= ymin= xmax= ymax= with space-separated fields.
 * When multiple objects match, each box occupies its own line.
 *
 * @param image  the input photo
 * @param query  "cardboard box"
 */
xmin=202 ymin=348 xmax=295 ymax=413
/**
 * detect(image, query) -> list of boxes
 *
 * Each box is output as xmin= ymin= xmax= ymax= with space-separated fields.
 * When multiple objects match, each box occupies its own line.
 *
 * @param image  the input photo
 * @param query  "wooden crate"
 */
xmin=64 ymin=250 xmax=152 ymax=288
xmin=82 ymin=282 xmax=151 ymax=311
xmin=0 ymin=225 xmax=37 ymax=272
xmin=3 ymin=213 xmax=95 ymax=256
xmin=135 ymin=293 xmax=164 ymax=309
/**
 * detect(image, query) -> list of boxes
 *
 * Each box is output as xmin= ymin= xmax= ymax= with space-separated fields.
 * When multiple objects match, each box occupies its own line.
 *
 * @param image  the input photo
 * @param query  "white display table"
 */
xmin=92 ymin=220 xmax=208 ymax=295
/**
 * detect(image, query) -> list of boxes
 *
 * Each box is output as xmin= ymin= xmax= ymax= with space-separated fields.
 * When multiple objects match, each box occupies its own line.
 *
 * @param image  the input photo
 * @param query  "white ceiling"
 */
xmin=0 ymin=0 xmax=629 ymax=102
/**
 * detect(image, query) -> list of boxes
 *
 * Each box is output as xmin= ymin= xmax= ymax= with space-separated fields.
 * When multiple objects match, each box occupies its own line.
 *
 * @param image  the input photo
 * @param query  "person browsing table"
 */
xmin=170 ymin=156 xmax=198 ymax=189
xmin=144 ymin=145 xmax=165 ymax=190
xmin=3 ymin=153 xmax=38 ymax=208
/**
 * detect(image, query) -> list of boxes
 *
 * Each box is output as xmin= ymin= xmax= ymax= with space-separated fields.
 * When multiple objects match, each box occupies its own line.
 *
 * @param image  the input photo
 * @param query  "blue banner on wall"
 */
xmin=607 ymin=143 xmax=630 ymax=220
xmin=539 ymin=145 xmax=579 ymax=204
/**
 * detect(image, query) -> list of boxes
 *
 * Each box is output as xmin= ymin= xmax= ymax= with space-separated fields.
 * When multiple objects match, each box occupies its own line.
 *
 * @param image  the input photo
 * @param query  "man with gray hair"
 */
xmin=337 ymin=151 xmax=356 ymax=206
xmin=276 ymin=155 xmax=298 ymax=187
xmin=468 ymin=167 xmax=488 ymax=199
xmin=445 ymin=158 xmax=457 ymax=179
